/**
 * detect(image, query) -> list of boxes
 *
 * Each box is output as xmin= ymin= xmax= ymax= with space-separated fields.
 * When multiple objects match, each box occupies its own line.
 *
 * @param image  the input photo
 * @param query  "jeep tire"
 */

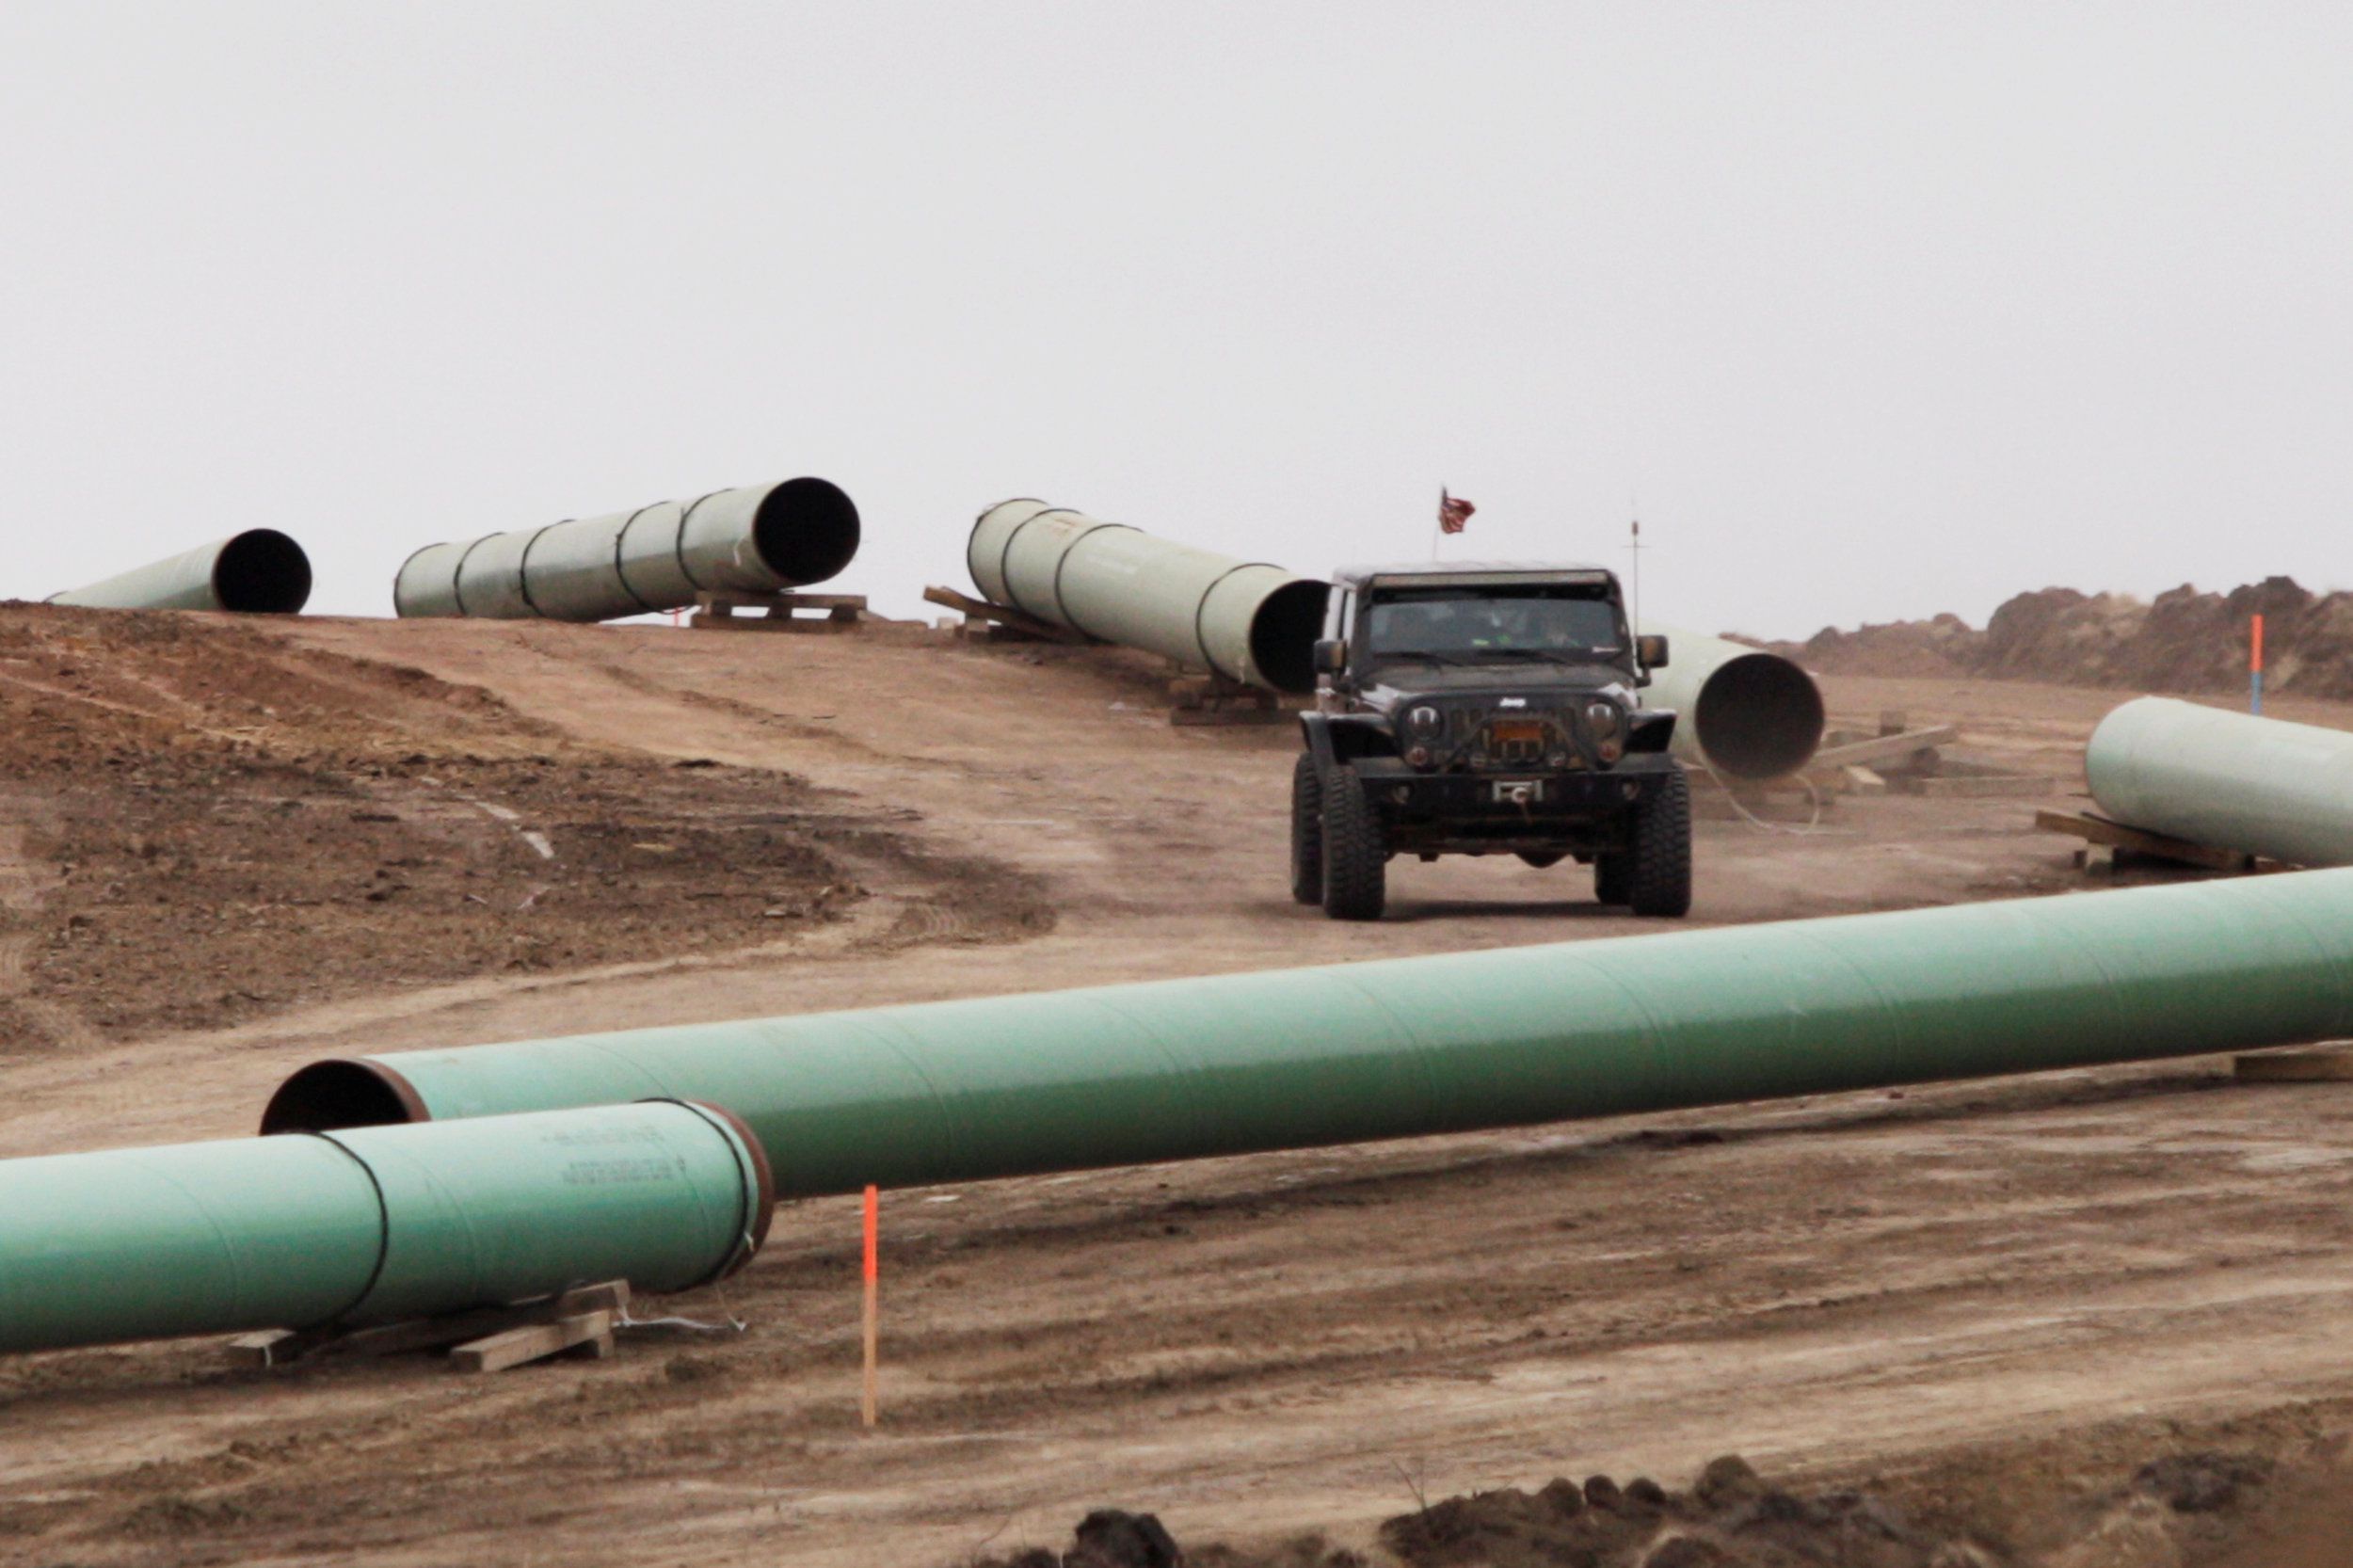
xmin=1627 ymin=767 xmax=1693 ymax=918
xmin=1593 ymin=851 xmax=1631 ymax=905
xmin=1515 ymin=851 xmax=1566 ymax=869
xmin=1319 ymin=764 xmax=1387 ymax=920
xmin=1289 ymin=752 xmax=1323 ymax=904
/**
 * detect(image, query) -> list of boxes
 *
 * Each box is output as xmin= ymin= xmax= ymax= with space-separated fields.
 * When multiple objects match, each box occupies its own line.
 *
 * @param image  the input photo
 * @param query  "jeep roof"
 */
xmin=1329 ymin=561 xmax=1618 ymax=590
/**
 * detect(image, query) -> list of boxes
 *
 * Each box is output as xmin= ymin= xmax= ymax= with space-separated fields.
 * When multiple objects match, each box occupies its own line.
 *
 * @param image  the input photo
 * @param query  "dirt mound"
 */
xmin=0 ymin=605 xmax=1049 ymax=1044
xmin=973 ymin=1446 xmax=2353 ymax=1568
xmin=1768 ymin=577 xmax=2353 ymax=698
xmin=1777 ymin=613 xmax=1984 ymax=679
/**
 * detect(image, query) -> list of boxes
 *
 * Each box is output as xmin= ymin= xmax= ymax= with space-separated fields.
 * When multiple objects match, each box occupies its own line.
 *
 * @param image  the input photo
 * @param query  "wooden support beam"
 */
xmin=450 ymin=1309 xmax=616 ymax=1374
xmin=2031 ymin=809 xmax=2256 ymax=872
xmin=2236 ymin=1047 xmax=2353 ymax=1082
xmin=1841 ymin=765 xmax=1889 ymax=797
xmin=690 ymin=591 xmax=875 ymax=634
xmin=1806 ymin=726 xmax=1961 ymax=773
xmin=920 ymin=586 xmax=1089 ymax=645
xmin=226 ymin=1281 xmax=632 ymax=1371
xmin=1165 ymin=672 xmax=1291 ymax=728
xmin=1915 ymin=774 xmax=2062 ymax=799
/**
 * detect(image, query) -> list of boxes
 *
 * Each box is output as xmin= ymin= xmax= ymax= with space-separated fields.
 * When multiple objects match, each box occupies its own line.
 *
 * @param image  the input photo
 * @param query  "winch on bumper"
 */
xmin=1346 ymin=754 xmax=1683 ymax=854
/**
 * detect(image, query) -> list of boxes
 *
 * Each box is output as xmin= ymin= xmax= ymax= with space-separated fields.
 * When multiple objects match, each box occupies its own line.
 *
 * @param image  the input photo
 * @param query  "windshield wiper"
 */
xmin=1376 ymin=648 xmax=1470 ymax=666
xmin=1478 ymin=648 xmax=1583 ymax=664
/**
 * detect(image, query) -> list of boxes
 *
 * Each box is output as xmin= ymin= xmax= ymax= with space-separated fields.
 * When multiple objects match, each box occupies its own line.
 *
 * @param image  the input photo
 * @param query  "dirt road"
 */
xmin=4 ymin=609 xmax=2352 ymax=1565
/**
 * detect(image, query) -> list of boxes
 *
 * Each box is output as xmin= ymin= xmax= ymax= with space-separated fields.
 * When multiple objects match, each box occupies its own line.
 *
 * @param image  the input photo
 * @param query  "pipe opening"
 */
xmin=751 ymin=477 xmax=860 ymax=587
xmin=261 ymin=1059 xmax=428 ymax=1134
xmin=213 ymin=529 xmax=312 ymax=615
xmin=1691 ymin=653 xmax=1826 ymax=780
xmin=1247 ymin=579 xmax=1332 ymax=695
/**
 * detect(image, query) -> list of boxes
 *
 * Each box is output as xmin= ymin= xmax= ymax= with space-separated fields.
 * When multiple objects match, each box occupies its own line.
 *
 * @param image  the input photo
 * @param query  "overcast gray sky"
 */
xmin=3 ymin=3 xmax=2345 ymax=639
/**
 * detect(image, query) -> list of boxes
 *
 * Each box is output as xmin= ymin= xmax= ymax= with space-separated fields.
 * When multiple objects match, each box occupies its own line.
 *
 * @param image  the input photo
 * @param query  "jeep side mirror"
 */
xmin=1313 ymin=638 xmax=1347 ymax=676
xmin=1636 ymin=633 xmax=1670 ymax=670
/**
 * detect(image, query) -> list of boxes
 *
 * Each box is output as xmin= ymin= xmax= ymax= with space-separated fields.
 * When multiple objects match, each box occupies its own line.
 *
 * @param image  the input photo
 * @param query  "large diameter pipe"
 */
xmin=394 ymin=477 xmax=860 ymax=621
xmin=1640 ymin=624 xmax=1825 ymax=780
xmin=268 ymin=872 xmax=2353 ymax=1199
xmin=968 ymin=499 xmax=1331 ymax=694
xmin=46 ymin=530 xmax=312 ymax=615
xmin=0 ymin=1101 xmax=770 ymax=1355
xmin=2088 ymin=696 xmax=2353 ymax=867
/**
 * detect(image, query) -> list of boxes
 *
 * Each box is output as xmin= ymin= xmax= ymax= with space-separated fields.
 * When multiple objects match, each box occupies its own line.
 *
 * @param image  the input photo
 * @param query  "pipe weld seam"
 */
xmin=1050 ymin=520 xmax=1136 ymax=642
xmin=650 ymin=1098 xmax=762 ymax=1287
xmin=994 ymin=506 xmax=1080 ymax=623
xmin=967 ymin=499 xmax=1044 ymax=600
xmin=305 ymin=1130 xmax=394 ymax=1327
xmin=513 ymin=522 xmax=563 ymax=618
xmin=1192 ymin=561 xmax=1276 ymax=681
xmin=610 ymin=504 xmax=664 ymax=613
xmin=673 ymin=491 xmax=724 ymax=594
xmin=447 ymin=535 xmax=499 ymax=619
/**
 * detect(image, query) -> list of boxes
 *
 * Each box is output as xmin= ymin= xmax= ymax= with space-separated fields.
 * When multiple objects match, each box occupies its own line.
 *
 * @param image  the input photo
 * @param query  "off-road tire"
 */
xmin=1593 ymin=852 xmax=1632 ymax=905
xmin=1627 ymin=767 xmax=1693 ymax=918
xmin=1319 ymin=764 xmax=1387 ymax=920
xmin=1515 ymin=851 xmax=1567 ymax=870
xmin=1289 ymin=752 xmax=1324 ymax=904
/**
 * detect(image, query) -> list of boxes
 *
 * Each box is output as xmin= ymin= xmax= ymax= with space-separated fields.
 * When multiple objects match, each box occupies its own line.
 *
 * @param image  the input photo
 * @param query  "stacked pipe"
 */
xmin=0 ymin=1101 xmax=770 ymax=1355
xmin=968 ymin=499 xmax=1332 ymax=694
xmin=395 ymin=477 xmax=860 ymax=621
xmin=2088 ymin=696 xmax=2353 ymax=868
xmin=1640 ymin=623 xmax=1825 ymax=781
xmin=47 ymin=530 xmax=312 ymax=616
xmin=266 ymin=869 xmax=2353 ymax=1198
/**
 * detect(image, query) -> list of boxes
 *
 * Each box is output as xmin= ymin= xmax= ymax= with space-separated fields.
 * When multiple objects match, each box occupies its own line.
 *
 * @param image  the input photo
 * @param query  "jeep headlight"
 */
xmin=1405 ymin=704 xmax=1446 ymax=740
xmin=1584 ymin=700 xmax=1624 ymax=741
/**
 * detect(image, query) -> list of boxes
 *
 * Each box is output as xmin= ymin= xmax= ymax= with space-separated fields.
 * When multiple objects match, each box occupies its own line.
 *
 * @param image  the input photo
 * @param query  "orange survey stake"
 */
xmin=861 ymin=1184 xmax=879 ymax=1427
xmin=862 ymin=1184 xmax=878 ymax=1282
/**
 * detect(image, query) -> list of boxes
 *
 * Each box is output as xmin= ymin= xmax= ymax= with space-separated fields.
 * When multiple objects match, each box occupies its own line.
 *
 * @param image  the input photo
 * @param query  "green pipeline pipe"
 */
xmin=0 ymin=1101 xmax=771 ymax=1355
xmin=47 ymin=531 xmax=312 ymax=615
xmin=968 ymin=499 xmax=1332 ymax=694
xmin=2088 ymin=696 xmax=2353 ymax=867
xmin=394 ymin=477 xmax=860 ymax=621
xmin=267 ymin=872 xmax=2353 ymax=1200
xmin=1641 ymin=623 xmax=1825 ymax=781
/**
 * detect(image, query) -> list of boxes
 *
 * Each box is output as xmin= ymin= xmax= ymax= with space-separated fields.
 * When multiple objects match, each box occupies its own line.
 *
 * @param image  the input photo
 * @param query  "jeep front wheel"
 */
xmin=1593 ymin=852 xmax=1631 ymax=905
xmin=1627 ymin=768 xmax=1693 ymax=918
xmin=1319 ymin=764 xmax=1387 ymax=920
xmin=1289 ymin=752 xmax=1323 ymax=904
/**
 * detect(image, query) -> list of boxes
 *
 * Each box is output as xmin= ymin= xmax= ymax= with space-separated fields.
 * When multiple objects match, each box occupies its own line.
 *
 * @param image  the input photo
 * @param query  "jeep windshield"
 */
xmin=1362 ymin=584 xmax=1625 ymax=666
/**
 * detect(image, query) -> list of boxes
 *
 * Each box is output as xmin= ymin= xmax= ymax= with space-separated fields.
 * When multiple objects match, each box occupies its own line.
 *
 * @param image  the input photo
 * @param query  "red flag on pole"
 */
xmin=1438 ymin=489 xmax=1476 ymax=535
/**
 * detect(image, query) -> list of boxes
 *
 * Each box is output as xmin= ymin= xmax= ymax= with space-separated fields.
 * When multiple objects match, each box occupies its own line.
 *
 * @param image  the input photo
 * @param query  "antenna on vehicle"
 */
xmin=1626 ymin=501 xmax=1643 ymax=635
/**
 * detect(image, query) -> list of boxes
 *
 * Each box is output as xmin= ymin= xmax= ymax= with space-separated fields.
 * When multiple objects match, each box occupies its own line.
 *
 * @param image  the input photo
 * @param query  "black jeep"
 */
xmin=1292 ymin=562 xmax=1690 ymax=920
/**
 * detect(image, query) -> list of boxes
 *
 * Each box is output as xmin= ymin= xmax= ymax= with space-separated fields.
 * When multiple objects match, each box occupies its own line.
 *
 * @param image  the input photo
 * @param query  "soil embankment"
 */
xmin=1764 ymin=577 xmax=2349 ymax=698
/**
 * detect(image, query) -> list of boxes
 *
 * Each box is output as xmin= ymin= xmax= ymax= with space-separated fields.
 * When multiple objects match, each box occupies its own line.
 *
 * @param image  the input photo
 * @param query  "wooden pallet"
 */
xmin=690 ymin=592 xmax=872 ymax=633
xmin=2032 ymin=808 xmax=2265 ymax=873
xmin=226 ymin=1281 xmax=629 ymax=1374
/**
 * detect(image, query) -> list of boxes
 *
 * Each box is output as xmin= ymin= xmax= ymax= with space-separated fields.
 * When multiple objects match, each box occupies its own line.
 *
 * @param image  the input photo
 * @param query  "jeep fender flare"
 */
xmin=1627 ymin=708 xmax=1678 ymax=754
xmin=1300 ymin=712 xmax=1394 ymax=772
